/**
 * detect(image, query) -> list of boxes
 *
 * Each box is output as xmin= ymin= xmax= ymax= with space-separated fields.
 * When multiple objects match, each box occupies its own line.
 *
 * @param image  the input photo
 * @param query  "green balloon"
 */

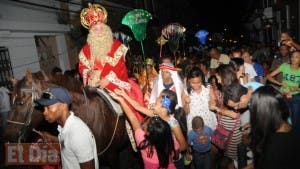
xmin=122 ymin=9 xmax=152 ymax=42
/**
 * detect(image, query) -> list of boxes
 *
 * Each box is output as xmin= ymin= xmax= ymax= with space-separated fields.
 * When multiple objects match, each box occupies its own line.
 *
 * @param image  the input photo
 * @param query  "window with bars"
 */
xmin=0 ymin=47 xmax=14 ymax=90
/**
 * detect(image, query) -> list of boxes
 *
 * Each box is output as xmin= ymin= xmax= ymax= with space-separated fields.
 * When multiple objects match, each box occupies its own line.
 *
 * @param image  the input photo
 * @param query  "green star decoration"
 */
xmin=122 ymin=9 xmax=152 ymax=42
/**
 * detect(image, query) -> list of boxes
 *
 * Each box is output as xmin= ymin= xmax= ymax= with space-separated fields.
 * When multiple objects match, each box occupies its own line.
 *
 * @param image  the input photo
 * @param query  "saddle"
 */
xmin=95 ymin=88 xmax=123 ymax=115
xmin=86 ymin=87 xmax=137 ymax=152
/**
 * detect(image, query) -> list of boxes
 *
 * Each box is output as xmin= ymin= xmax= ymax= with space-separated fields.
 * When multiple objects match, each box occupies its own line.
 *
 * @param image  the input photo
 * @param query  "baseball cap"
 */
xmin=35 ymin=87 xmax=72 ymax=106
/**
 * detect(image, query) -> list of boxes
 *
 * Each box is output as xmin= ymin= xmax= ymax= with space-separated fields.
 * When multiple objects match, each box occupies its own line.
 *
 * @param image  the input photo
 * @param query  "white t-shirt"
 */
xmin=244 ymin=63 xmax=257 ymax=82
xmin=210 ymin=54 xmax=230 ymax=69
xmin=58 ymin=112 xmax=99 ymax=169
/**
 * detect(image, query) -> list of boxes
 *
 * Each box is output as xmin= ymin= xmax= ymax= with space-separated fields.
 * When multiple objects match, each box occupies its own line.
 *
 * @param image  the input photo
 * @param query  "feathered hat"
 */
xmin=80 ymin=3 xmax=108 ymax=29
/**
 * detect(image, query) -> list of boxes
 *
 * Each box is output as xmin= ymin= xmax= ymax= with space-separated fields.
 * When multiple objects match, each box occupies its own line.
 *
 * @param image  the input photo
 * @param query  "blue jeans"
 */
xmin=193 ymin=151 xmax=211 ymax=169
xmin=289 ymin=93 xmax=300 ymax=133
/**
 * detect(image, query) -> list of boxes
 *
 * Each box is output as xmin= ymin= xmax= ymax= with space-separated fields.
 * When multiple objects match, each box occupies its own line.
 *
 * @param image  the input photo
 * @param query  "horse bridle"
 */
xmin=7 ymin=74 xmax=121 ymax=156
xmin=7 ymin=80 xmax=39 ymax=143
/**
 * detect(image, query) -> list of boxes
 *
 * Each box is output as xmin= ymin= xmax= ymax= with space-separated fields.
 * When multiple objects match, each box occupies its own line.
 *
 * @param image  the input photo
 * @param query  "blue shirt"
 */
xmin=253 ymin=63 xmax=265 ymax=82
xmin=188 ymin=126 xmax=212 ymax=153
xmin=244 ymin=81 xmax=263 ymax=91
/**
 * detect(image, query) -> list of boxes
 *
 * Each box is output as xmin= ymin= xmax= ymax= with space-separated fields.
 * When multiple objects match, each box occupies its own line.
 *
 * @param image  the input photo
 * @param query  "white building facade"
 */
xmin=0 ymin=0 xmax=76 ymax=80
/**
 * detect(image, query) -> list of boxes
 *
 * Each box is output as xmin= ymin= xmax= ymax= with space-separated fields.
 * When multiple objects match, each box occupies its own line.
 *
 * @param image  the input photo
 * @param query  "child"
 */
xmin=188 ymin=116 xmax=212 ymax=169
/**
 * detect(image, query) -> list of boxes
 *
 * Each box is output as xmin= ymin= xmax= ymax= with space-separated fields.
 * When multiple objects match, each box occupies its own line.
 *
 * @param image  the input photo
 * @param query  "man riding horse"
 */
xmin=78 ymin=3 xmax=144 ymax=121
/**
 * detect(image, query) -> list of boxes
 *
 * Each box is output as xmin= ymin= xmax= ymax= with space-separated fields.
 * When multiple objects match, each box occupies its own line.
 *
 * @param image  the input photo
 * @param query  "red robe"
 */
xmin=78 ymin=40 xmax=144 ymax=121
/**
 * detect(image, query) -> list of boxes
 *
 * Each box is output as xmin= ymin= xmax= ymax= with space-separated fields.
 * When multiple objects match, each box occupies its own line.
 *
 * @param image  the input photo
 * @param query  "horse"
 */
xmin=4 ymin=70 xmax=136 ymax=169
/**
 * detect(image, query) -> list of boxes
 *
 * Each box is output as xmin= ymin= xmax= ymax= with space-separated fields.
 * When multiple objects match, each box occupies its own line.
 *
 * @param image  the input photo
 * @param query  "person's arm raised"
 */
xmin=110 ymin=92 xmax=140 ymax=131
xmin=286 ymin=39 xmax=300 ymax=50
xmin=115 ymin=89 xmax=154 ymax=117
xmin=182 ymin=92 xmax=190 ymax=114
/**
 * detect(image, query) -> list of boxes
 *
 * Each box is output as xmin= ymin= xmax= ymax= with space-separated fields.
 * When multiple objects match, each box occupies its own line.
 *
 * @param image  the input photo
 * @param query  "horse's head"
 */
xmin=4 ymin=71 xmax=46 ymax=142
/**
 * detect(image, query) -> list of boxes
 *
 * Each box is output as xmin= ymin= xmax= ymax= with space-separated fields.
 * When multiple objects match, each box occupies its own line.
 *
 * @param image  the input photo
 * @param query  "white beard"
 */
xmin=87 ymin=23 xmax=113 ymax=63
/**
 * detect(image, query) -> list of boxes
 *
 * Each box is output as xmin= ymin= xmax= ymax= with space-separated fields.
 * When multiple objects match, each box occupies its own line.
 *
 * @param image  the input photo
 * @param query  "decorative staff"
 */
xmin=122 ymin=9 xmax=152 ymax=61
xmin=161 ymin=23 xmax=186 ymax=66
xmin=156 ymin=35 xmax=168 ymax=57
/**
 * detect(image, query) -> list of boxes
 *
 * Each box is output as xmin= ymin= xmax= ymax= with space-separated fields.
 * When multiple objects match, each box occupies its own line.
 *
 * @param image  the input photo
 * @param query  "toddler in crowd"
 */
xmin=187 ymin=116 xmax=212 ymax=169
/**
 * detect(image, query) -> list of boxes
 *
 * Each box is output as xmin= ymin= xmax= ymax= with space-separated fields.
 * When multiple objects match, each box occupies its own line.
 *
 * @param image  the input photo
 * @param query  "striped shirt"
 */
xmin=218 ymin=115 xmax=242 ymax=160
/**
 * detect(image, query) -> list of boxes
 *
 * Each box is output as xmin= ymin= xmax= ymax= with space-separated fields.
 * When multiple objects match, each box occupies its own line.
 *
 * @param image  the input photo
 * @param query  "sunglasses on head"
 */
xmin=39 ymin=91 xmax=67 ymax=105
xmin=41 ymin=92 xmax=64 ymax=103
xmin=41 ymin=92 xmax=56 ymax=100
xmin=41 ymin=91 xmax=65 ymax=104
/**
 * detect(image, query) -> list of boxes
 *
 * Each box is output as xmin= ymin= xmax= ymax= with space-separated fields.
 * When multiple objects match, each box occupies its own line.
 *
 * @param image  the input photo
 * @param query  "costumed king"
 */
xmin=78 ymin=3 xmax=144 ymax=121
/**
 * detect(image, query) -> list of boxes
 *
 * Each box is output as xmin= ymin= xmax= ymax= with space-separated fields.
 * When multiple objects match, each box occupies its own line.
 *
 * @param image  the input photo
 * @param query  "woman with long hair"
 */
xmin=110 ymin=90 xmax=179 ymax=169
xmin=114 ymin=88 xmax=187 ymax=152
xmin=250 ymin=86 xmax=300 ymax=169
xmin=212 ymin=63 xmax=254 ymax=160
xmin=213 ymin=64 xmax=246 ymax=118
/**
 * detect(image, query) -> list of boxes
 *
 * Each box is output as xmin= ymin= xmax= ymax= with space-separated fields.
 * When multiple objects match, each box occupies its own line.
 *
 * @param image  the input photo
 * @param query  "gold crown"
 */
xmin=80 ymin=3 xmax=108 ymax=29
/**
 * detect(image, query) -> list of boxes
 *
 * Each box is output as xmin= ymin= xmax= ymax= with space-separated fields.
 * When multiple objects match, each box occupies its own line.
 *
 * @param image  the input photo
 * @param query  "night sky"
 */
xmin=180 ymin=0 xmax=257 ymax=34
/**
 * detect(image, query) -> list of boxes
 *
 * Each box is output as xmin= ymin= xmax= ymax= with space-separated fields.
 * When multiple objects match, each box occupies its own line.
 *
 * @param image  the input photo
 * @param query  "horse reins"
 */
xmin=81 ymin=87 xmax=120 ymax=156
xmin=7 ymin=80 xmax=39 ymax=142
xmin=98 ymin=114 xmax=119 ymax=155
xmin=8 ymin=72 xmax=120 ymax=154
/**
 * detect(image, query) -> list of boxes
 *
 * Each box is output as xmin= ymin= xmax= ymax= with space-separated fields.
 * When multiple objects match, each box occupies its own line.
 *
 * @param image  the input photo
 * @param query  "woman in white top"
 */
xmin=182 ymin=67 xmax=217 ymax=133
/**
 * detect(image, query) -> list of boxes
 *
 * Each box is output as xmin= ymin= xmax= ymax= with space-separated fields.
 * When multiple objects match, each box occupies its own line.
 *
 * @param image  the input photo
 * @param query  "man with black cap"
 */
xmin=35 ymin=87 xmax=98 ymax=169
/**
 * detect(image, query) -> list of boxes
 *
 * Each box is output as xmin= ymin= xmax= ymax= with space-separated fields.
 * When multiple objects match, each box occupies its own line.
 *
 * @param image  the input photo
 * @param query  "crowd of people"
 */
xmin=121 ymin=31 xmax=300 ymax=169
xmin=1 ymin=3 xmax=300 ymax=169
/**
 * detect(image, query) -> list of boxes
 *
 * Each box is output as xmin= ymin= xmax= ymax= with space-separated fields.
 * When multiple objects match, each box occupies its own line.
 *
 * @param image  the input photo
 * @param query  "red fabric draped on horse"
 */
xmin=4 ymin=71 xmax=138 ymax=168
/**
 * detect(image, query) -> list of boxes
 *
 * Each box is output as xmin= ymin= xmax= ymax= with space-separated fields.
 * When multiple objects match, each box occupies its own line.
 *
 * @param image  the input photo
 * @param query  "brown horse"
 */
xmin=4 ymin=71 xmax=134 ymax=169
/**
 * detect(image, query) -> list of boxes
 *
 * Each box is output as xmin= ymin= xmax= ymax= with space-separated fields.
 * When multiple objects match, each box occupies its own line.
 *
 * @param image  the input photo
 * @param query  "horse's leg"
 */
xmin=118 ymin=144 xmax=143 ymax=169
xmin=119 ymin=147 xmax=130 ymax=169
xmin=127 ymin=146 xmax=143 ymax=169
xmin=107 ymin=150 xmax=120 ymax=169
